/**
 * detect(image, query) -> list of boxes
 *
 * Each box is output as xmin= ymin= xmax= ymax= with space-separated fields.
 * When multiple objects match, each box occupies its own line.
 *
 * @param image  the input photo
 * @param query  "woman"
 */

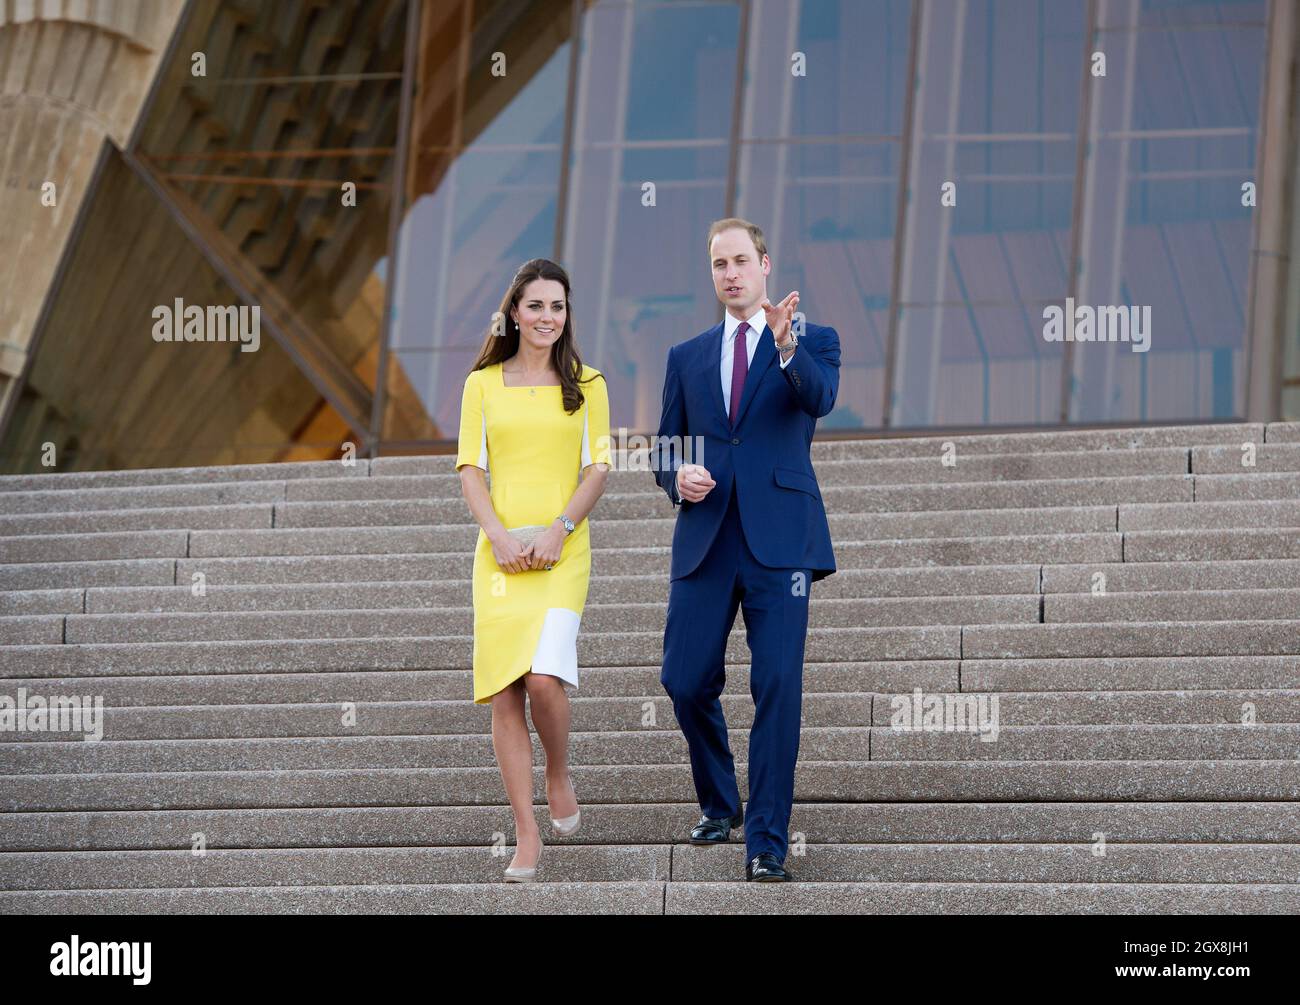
xmin=454 ymin=258 xmax=611 ymax=882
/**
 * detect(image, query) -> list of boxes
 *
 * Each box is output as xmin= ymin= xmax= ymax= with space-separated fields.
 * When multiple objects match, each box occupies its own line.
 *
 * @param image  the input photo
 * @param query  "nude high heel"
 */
xmin=550 ymin=770 xmax=581 ymax=837
xmin=504 ymin=836 xmax=543 ymax=883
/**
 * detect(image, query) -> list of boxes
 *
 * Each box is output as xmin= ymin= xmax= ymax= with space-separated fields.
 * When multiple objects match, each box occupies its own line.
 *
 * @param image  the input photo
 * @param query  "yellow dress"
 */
xmin=455 ymin=361 xmax=612 ymax=704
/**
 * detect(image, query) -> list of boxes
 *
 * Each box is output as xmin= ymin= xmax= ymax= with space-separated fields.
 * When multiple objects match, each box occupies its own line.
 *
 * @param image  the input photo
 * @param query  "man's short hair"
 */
xmin=706 ymin=217 xmax=768 ymax=261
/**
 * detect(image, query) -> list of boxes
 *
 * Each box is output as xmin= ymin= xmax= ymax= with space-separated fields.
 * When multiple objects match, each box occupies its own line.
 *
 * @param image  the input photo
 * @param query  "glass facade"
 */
xmin=1 ymin=0 xmax=1289 ymax=472
xmin=388 ymin=0 xmax=1275 ymax=445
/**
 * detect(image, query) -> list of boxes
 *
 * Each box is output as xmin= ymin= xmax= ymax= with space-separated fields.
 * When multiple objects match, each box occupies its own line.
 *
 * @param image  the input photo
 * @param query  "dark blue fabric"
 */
xmin=661 ymin=477 xmax=813 ymax=862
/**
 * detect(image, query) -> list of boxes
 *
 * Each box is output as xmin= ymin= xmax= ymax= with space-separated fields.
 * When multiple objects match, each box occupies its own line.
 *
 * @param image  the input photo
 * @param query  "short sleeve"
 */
xmin=455 ymin=370 xmax=488 ymax=473
xmin=581 ymin=369 xmax=612 ymax=469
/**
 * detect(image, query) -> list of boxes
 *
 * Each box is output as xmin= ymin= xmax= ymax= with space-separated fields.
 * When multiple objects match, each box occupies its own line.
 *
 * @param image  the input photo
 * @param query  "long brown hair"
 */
xmin=468 ymin=258 xmax=601 ymax=413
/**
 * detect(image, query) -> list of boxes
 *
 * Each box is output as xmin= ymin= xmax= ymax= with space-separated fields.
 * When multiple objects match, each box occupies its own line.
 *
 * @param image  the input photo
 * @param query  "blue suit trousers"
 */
xmin=660 ymin=478 xmax=812 ymax=861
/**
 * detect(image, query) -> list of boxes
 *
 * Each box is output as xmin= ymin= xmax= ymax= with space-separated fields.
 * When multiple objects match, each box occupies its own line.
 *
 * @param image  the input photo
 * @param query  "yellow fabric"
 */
xmin=455 ymin=362 xmax=612 ymax=703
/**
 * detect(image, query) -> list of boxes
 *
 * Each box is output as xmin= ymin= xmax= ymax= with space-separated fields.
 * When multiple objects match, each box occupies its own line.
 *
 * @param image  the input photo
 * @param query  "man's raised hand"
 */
xmin=762 ymin=290 xmax=799 ymax=345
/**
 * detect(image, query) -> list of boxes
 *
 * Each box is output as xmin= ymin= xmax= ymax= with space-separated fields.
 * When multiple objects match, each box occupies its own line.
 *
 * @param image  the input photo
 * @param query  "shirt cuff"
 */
xmin=778 ymin=344 xmax=795 ymax=368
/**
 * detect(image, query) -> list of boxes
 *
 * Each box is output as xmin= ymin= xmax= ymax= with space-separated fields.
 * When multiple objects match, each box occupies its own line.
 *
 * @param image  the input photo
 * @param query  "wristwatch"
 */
xmin=777 ymin=331 xmax=798 ymax=354
xmin=557 ymin=514 xmax=575 ymax=534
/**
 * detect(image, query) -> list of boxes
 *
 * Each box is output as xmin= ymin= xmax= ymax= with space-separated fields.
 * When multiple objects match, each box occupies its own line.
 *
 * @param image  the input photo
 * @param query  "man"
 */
xmin=653 ymin=217 xmax=839 ymax=882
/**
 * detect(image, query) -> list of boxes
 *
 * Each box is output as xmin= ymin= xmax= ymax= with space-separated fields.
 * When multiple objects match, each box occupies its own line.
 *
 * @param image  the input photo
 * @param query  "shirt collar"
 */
xmin=724 ymin=305 xmax=767 ymax=345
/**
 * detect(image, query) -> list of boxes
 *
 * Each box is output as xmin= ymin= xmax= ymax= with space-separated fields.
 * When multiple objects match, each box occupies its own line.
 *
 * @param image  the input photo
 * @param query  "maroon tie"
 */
xmin=729 ymin=321 xmax=749 ymax=426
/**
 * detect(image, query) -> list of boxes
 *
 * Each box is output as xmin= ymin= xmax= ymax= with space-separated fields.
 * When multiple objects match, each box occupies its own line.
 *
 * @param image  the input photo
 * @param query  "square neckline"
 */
xmin=498 ymin=361 xmax=562 ymax=389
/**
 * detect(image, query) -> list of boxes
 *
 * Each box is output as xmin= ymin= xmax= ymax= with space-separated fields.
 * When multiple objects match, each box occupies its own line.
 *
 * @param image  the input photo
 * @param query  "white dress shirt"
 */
xmin=721 ymin=304 xmax=794 ymax=416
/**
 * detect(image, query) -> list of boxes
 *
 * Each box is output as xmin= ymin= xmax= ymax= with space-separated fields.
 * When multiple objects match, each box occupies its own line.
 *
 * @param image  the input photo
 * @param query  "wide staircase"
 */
xmin=1 ymin=421 xmax=1298 ymax=914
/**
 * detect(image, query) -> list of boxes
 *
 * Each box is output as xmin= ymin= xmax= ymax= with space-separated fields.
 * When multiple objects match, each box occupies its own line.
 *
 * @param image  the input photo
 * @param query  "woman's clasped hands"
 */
xmin=488 ymin=523 xmax=565 ymax=573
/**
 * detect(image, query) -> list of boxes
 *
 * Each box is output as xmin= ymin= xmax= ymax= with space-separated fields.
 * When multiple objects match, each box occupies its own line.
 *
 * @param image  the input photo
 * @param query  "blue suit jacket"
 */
xmin=653 ymin=319 xmax=840 ymax=582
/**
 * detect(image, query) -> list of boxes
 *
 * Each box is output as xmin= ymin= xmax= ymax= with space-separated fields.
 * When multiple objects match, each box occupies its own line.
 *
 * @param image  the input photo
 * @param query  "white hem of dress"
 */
xmin=527 ymin=607 xmax=580 ymax=694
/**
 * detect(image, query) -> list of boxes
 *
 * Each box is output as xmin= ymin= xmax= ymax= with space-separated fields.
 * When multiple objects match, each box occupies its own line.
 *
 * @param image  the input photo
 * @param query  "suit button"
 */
xmin=731 ymin=438 xmax=739 ymax=445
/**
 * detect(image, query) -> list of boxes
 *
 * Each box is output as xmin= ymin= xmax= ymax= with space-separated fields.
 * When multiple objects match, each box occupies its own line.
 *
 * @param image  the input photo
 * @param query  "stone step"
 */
xmin=1192 ymin=442 xmax=1300 ymax=473
xmin=1123 ymin=528 xmax=1300 ymax=561
xmin=1 ymin=842 xmax=1295 ymax=890
xmin=4 ymin=881 xmax=1295 ymax=914
xmin=0 ymin=726 xmax=871 ymax=772
xmin=963 ymin=654 xmax=1300 ymax=691
xmin=1 ymin=690 xmax=1293 ymax=744
xmin=1 ymin=421 xmax=1282 ymax=496
xmin=3 ymin=655 xmax=1296 ymax=706
xmin=281 ymin=501 xmax=1126 ymax=538
xmin=0 ymin=557 xmax=174 ymax=591
xmin=963 ymin=619 xmax=1300 ymax=658
xmin=0 ymin=481 xmax=289 ymax=514
xmin=177 ymin=528 xmax=1128 ymax=566
xmin=0 ymin=502 xmax=1130 ymax=541
xmin=0 ymin=631 xmax=954 ymax=674
xmin=94 ymin=565 xmax=1038 ymax=609
xmin=37 ymin=596 xmax=1037 ymax=646
xmin=0 ymin=471 xmax=1198 ymax=518
xmin=3 ymin=621 xmax=1296 ymax=675
xmin=0 ymin=566 xmax=1042 ymax=614
xmin=1192 ymin=471 xmax=1300 ymax=501
xmin=0 ymin=530 xmax=188 ymax=564
xmin=4 ymin=491 xmax=1300 ymax=543
xmin=0 ymin=589 xmax=83 ymax=615
xmin=0 ymin=694 xmax=877 ymax=742
xmin=4 ymin=801 xmax=1294 ymax=851
xmin=0 ymin=616 xmax=60 ymax=643
xmin=10 ymin=616 xmax=1300 ymax=666
xmin=385 ymin=448 xmax=1201 ymax=489
xmin=759 ymin=449 xmax=1193 ymax=484
xmin=0 ymin=534 xmax=1057 ymax=587
xmin=4 ymin=526 xmax=1185 ymax=571
xmin=0 ymin=450 xmax=1208 ymax=516
xmin=2 ymin=547 xmax=1050 ymax=589
xmin=1041 ymin=558 xmax=1300 ymax=592
xmin=323 ymin=472 xmax=1195 ymax=509
xmin=6 ymin=760 xmax=1299 ymax=812
xmin=0 ymin=460 xmax=366 ymax=494
xmin=0 ymin=504 xmax=275 ymax=536
xmin=1117 ymin=498 xmax=1300 ymax=530
xmin=1044 ymin=589 xmax=1300 ymax=623
xmin=2 ymin=589 xmax=1288 ymax=645
xmin=0 ymin=525 xmax=1134 ymax=564
xmin=872 ymin=723 xmax=1300 ymax=759
xmin=6 ymin=556 xmax=1294 ymax=609
xmin=3 ymin=723 xmax=1297 ymax=775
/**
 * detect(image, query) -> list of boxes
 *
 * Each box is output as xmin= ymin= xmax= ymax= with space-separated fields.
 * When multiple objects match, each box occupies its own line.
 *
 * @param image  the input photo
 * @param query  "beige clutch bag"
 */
xmin=505 ymin=524 xmax=549 ymax=548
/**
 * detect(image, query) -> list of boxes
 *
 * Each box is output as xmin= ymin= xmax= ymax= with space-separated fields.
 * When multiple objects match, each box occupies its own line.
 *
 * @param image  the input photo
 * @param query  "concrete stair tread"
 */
xmin=4 ymin=723 xmax=1300 ymax=773
xmin=1 ymin=688 xmax=1297 ymax=732
xmin=3 ymin=842 xmax=1298 ymax=889
xmin=5 ymin=801 xmax=1296 ymax=847
xmin=2 ymin=881 xmax=1297 ymax=914
xmin=0 ymin=420 xmax=1288 ymax=494
xmin=6 ymin=761 xmax=1300 ymax=812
